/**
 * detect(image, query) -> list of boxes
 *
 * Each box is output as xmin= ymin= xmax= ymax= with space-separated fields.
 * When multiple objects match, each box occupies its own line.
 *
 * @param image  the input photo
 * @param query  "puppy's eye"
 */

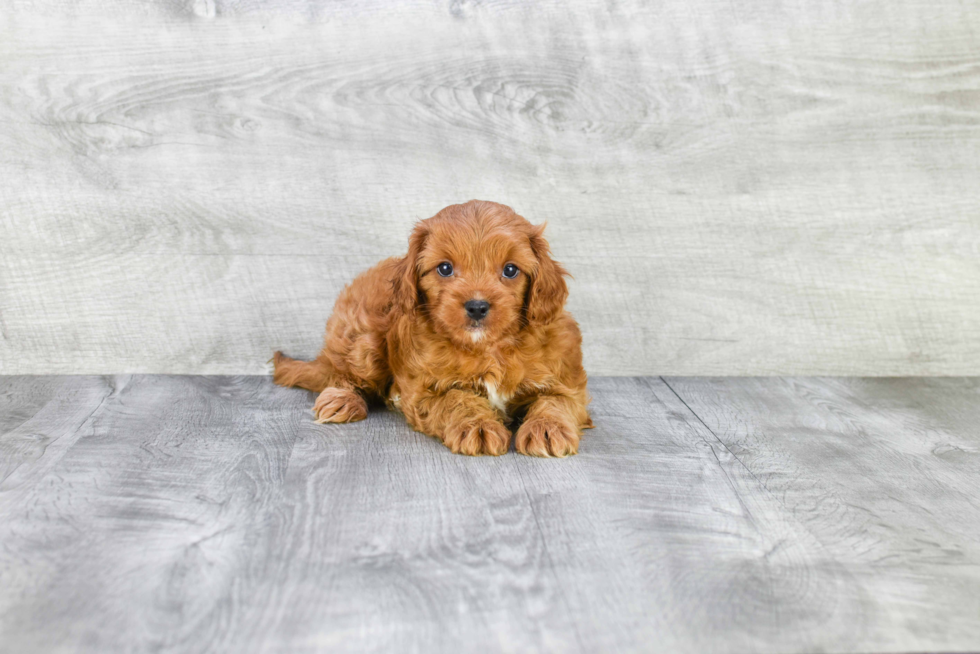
xmin=502 ymin=263 xmax=520 ymax=279
xmin=436 ymin=262 xmax=454 ymax=277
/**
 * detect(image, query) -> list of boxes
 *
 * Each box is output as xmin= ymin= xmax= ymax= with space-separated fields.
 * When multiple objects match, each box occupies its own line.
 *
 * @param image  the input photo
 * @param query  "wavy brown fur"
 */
xmin=274 ymin=200 xmax=593 ymax=456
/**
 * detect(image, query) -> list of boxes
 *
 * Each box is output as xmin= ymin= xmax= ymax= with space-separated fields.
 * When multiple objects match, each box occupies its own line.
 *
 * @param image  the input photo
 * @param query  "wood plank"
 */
xmin=5 ymin=375 xmax=954 ymax=652
xmin=2 ymin=2 xmax=980 ymax=375
xmin=511 ymin=377 xmax=871 ymax=653
xmin=0 ymin=375 xmax=115 ymax=488
xmin=0 ymin=376 xmax=89 ymax=435
xmin=0 ymin=375 xmax=307 ymax=653
xmin=663 ymin=375 xmax=980 ymax=651
xmin=214 ymin=376 xmax=880 ymax=652
xmin=229 ymin=396 xmax=583 ymax=653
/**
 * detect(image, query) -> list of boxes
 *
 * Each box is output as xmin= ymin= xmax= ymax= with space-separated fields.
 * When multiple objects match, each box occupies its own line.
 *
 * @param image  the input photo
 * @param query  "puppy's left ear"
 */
xmin=393 ymin=222 xmax=428 ymax=314
xmin=526 ymin=223 xmax=569 ymax=324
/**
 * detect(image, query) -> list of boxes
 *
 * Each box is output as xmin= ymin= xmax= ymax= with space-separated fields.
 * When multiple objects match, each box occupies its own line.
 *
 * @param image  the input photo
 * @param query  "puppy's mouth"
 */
xmin=465 ymin=321 xmax=487 ymax=342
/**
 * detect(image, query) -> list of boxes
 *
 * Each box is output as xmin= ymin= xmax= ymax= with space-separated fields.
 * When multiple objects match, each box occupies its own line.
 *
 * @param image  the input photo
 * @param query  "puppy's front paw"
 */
xmin=442 ymin=418 xmax=511 ymax=456
xmin=313 ymin=387 xmax=368 ymax=424
xmin=516 ymin=416 xmax=579 ymax=458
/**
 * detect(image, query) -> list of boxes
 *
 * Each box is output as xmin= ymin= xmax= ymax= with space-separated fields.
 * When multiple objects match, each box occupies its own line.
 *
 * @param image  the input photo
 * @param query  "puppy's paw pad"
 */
xmin=443 ymin=418 xmax=511 ymax=456
xmin=516 ymin=417 xmax=579 ymax=458
xmin=313 ymin=388 xmax=367 ymax=424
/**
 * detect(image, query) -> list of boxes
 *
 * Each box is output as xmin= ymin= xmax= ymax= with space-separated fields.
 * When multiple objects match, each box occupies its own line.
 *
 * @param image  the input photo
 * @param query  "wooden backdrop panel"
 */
xmin=1 ymin=0 xmax=979 ymax=375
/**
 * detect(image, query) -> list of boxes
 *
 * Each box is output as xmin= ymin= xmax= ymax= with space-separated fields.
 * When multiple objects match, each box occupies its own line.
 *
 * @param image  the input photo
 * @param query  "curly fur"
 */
xmin=273 ymin=200 xmax=593 ymax=456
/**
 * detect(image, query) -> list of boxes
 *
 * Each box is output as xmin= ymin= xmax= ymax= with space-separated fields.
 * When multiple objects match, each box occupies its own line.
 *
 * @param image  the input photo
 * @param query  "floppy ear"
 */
xmin=393 ymin=222 xmax=428 ymax=314
xmin=526 ymin=223 xmax=569 ymax=324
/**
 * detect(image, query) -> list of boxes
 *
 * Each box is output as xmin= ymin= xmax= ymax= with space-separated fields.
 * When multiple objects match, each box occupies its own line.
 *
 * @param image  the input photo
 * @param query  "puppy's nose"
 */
xmin=464 ymin=299 xmax=491 ymax=321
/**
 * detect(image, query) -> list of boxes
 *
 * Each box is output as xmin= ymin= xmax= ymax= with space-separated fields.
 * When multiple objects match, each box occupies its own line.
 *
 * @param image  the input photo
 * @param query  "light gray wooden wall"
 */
xmin=2 ymin=0 xmax=979 ymax=376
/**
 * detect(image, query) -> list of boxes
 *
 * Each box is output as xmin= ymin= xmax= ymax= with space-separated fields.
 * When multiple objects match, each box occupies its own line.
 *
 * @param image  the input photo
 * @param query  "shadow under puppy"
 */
xmin=273 ymin=200 xmax=593 ymax=457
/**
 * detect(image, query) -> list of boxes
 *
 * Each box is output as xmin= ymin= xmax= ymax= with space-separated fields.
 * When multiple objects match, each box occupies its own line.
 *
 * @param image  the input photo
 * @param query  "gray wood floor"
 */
xmin=1 ymin=375 xmax=978 ymax=653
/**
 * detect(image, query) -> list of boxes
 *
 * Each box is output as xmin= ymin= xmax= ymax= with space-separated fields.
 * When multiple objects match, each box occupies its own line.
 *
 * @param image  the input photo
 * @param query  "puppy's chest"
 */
xmin=470 ymin=360 xmax=531 ymax=418
xmin=433 ymin=348 xmax=545 ymax=417
xmin=480 ymin=377 xmax=512 ymax=415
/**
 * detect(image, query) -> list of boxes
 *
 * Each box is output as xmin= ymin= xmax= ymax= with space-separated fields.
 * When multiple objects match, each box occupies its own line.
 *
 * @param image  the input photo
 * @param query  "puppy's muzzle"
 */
xmin=464 ymin=299 xmax=490 ymax=321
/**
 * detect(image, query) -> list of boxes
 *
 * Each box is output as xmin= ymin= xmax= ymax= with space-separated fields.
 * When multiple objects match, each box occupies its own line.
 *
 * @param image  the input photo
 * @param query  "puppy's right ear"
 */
xmin=393 ymin=222 xmax=428 ymax=314
xmin=525 ymin=223 xmax=569 ymax=325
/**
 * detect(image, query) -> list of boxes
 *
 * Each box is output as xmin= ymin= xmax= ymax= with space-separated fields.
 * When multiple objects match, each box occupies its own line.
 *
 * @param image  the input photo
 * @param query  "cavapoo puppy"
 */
xmin=273 ymin=200 xmax=593 ymax=457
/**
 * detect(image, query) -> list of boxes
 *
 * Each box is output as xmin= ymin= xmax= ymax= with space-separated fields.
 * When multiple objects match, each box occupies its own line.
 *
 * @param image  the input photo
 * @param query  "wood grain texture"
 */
xmin=663 ymin=375 xmax=980 ymax=651
xmin=2 ymin=375 xmax=980 ymax=652
xmin=0 ymin=375 xmax=308 ymax=653
xmin=2 ymin=1 xmax=980 ymax=375
xmin=0 ymin=375 xmax=115 ymax=488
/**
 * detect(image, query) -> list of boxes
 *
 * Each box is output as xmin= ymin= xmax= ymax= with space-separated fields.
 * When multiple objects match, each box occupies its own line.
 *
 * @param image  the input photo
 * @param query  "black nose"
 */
xmin=464 ymin=299 xmax=490 ymax=321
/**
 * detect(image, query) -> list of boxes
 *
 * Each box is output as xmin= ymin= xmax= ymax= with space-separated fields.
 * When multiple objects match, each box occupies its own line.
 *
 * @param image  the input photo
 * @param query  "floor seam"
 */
xmin=659 ymin=377 xmax=756 ymax=471
xmin=0 ymin=375 xmax=125 ymax=492
xmin=659 ymin=376 xmax=803 ymax=520
xmin=658 ymin=376 xmax=871 ymax=564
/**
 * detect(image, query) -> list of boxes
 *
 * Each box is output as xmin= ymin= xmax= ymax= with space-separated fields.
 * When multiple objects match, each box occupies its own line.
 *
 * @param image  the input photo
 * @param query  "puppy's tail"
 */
xmin=271 ymin=351 xmax=335 ymax=393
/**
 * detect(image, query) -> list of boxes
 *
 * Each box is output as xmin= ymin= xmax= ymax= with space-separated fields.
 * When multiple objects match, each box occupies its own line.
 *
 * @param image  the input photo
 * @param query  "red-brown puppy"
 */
xmin=273 ymin=200 xmax=593 ymax=457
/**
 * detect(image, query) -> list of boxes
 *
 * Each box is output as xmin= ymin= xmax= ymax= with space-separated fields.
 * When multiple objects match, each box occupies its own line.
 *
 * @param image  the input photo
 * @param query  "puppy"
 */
xmin=273 ymin=200 xmax=593 ymax=457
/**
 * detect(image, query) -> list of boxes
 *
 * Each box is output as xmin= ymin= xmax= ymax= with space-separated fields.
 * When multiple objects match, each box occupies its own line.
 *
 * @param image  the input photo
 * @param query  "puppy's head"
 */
xmin=395 ymin=200 xmax=568 ymax=348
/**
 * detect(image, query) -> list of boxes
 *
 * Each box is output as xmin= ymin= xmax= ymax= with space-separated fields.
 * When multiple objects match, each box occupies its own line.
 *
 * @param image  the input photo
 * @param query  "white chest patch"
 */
xmin=483 ymin=381 xmax=512 ymax=417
